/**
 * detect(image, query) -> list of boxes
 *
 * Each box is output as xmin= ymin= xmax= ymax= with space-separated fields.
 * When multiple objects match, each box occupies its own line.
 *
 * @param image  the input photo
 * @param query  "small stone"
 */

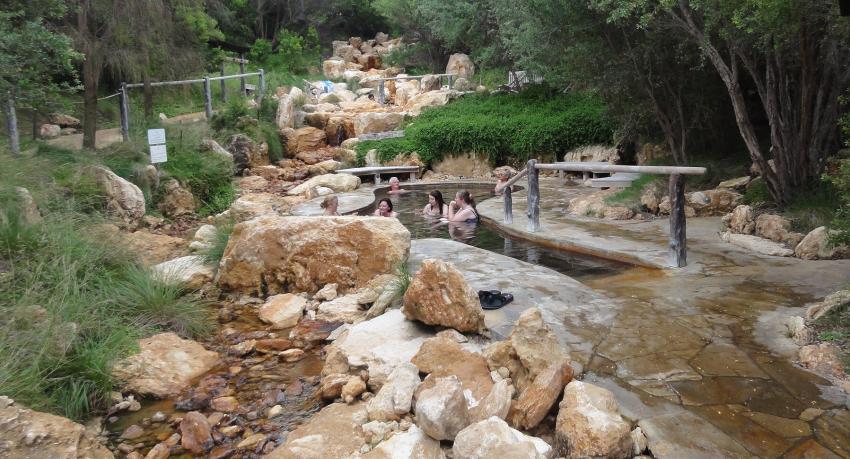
xmin=800 ymin=408 xmax=825 ymax=422
xmin=342 ymin=377 xmax=367 ymax=404
xmin=237 ymin=433 xmax=266 ymax=449
xmin=436 ymin=329 xmax=468 ymax=343
xmin=281 ymin=348 xmax=305 ymax=362
xmin=144 ymin=443 xmax=169 ymax=459
xmin=108 ymin=416 xmax=119 ymax=424
xmin=207 ymin=412 xmax=225 ymax=426
xmin=121 ymin=424 xmax=145 ymax=440
xmin=126 ymin=452 xmax=144 ymax=459
xmin=267 ymin=405 xmax=284 ymax=418
xmin=219 ymin=425 xmax=243 ymax=437
xmin=110 ymin=392 xmax=124 ymax=403
xmin=151 ymin=411 xmax=167 ymax=423
xmin=118 ymin=443 xmax=135 ymax=453
xmin=165 ymin=433 xmax=181 ymax=446
xmin=210 ymin=396 xmax=239 ymax=413
xmin=315 ymin=283 xmax=339 ymax=301
xmin=128 ymin=400 xmax=142 ymax=412
xmin=631 ymin=427 xmax=648 ymax=455
xmin=180 ymin=411 xmax=213 ymax=454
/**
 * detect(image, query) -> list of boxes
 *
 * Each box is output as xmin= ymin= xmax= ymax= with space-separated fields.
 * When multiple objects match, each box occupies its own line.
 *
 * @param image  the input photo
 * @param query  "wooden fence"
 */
xmin=501 ymin=161 xmax=706 ymax=267
xmin=119 ymin=70 xmax=266 ymax=141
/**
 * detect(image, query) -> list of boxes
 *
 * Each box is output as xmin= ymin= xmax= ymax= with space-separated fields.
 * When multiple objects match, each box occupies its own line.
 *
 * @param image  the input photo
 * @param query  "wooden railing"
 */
xmin=501 ymin=160 xmax=706 ymax=267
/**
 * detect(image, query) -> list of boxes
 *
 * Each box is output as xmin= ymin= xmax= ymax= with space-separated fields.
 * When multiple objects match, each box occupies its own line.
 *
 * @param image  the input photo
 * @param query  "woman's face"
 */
xmin=455 ymin=193 xmax=464 ymax=205
xmin=390 ymin=180 xmax=400 ymax=190
xmin=379 ymin=201 xmax=391 ymax=213
xmin=428 ymin=195 xmax=437 ymax=206
xmin=328 ymin=198 xmax=338 ymax=210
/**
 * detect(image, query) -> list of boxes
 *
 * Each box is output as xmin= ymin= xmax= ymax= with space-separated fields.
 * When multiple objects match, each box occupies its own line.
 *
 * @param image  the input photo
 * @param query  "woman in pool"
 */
xmin=494 ymin=170 xmax=512 ymax=194
xmin=447 ymin=190 xmax=479 ymax=223
xmin=387 ymin=176 xmax=408 ymax=194
xmin=320 ymin=195 xmax=340 ymax=216
xmin=422 ymin=190 xmax=448 ymax=216
xmin=373 ymin=198 xmax=398 ymax=217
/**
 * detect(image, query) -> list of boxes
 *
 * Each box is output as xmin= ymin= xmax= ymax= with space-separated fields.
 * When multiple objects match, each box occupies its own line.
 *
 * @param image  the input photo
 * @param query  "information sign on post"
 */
xmin=147 ymin=128 xmax=167 ymax=164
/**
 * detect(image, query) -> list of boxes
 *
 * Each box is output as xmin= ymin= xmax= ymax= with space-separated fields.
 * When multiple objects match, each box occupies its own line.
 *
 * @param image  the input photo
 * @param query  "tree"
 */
xmin=1 ymin=0 xmax=79 ymax=155
xmin=651 ymin=0 xmax=850 ymax=204
xmin=64 ymin=0 xmax=217 ymax=148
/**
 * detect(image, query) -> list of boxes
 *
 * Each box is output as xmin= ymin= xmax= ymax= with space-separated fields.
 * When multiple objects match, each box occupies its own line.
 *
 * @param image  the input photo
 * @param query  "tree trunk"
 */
xmin=4 ymin=96 xmax=20 ymax=155
xmin=82 ymin=55 xmax=99 ymax=150
xmin=143 ymin=73 xmax=153 ymax=120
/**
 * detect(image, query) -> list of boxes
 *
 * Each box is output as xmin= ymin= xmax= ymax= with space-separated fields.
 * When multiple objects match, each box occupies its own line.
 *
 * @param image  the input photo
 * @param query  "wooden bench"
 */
xmin=336 ymin=166 xmax=420 ymax=184
xmin=590 ymin=172 xmax=641 ymax=188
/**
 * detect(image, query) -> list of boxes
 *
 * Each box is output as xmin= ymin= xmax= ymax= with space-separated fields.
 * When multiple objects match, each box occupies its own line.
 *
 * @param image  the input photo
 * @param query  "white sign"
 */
xmin=150 ymin=144 xmax=168 ymax=164
xmin=147 ymin=128 xmax=166 ymax=146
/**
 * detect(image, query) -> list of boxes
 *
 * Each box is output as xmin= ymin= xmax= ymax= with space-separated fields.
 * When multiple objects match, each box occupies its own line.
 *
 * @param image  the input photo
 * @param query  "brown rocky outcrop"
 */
xmin=226 ymin=134 xmax=265 ymax=174
xmin=685 ymin=189 xmax=742 ymax=216
xmin=0 ymin=396 xmax=113 ymax=458
xmin=723 ymin=204 xmax=756 ymax=234
xmin=354 ymin=112 xmax=405 ymax=136
xmin=411 ymin=337 xmax=493 ymax=402
xmin=555 ymin=381 xmax=633 ymax=459
xmin=282 ymin=126 xmax=328 ymax=156
xmin=218 ymin=216 xmax=410 ymax=295
xmin=507 ymin=362 xmax=572 ymax=430
xmin=795 ymin=226 xmax=850 ymax=260
xmin=92 ymin=166 xmax=145 ymax=229
xmin=402 ymin=258 xmax=486 ymax=334
xmin=180 ymin=411 xmax=213 ymax=454
xmin=122 ymin=230 xmax=188 ymax=266
xmin=158 ymin=179 xmax=196 ymax=217
xmin=755 ymin=213 xmax=804 ymax=247
xmin=265 ymin=403 xmax=367 ymax=458
xmin=446 ymin=53 xmax=475 ymax=80
xmin=111 ymin=333 xmax=220 ymax=398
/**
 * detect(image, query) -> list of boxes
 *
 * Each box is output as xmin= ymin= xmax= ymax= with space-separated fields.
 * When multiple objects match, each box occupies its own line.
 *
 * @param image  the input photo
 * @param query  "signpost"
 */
xmin=148 ymin=128 xmax=167 ymax=164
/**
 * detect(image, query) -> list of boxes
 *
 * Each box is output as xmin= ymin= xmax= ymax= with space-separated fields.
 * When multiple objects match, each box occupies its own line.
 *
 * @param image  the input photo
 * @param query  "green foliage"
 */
xmin=743 ymin=178 xmax=772 ymax=206
xmin=259 ymin=122 xmax=284 ymax=163
xmin=211 ymin=97 xmax=252 ymax=131
xmin=605 ymin=175 xmax=661 ymax=209
xmin=391 ymin=261 xmax=413 ymax=299
xmin=356 ymin=88 xmax=613 ymax=167
xmin=248 ymin=29 xmax=320 ymax=74
xmin=162 ymin=133 xmax=236 ymax=216
xmin=825 ymin=158 xmax=850 ymax=245
xmin=201 ymin=220 xmax=235 ymax=264
xmin=812 ymin=294 xmax=850 ymax=371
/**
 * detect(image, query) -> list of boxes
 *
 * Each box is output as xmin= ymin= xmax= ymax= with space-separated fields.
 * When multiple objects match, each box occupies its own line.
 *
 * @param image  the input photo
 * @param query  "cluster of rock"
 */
xmin=38 ymin=112 xmax=82 ymax=138
xmin=720 ymin=204 xmax=849 ymax=259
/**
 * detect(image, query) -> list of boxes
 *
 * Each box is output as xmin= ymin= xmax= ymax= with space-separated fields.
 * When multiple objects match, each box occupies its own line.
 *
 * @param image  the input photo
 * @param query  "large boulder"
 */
xmin=755 ymin=214 xmax=803 ymax=247
xmin=0 ymin=396 xmax=113 ymax=459
xmin=366 ymin=361 xmax=421 ymax=421
xmin=111 ymin=333 xmax=220 ymax=398
xmin=354 ymin=112 xmax=405 ymax=136
xmin=507 ymin=362 xmax=572 ymax=430
xmin=404 ymin=90 xmax=457 ymax=116
xmin=266 ymin=403 xmax=368 ymax=458
xmin=394 ymin=79 xmax=420 ymax=107
xmin=158 ymin=179 xmax=196 ymax=217
xmin=218 ymin=216 xmax=410 ymax=295
xmin=363 ymin=425 xmax=445 ymax=459
xmin=723 ymin=204 xmax=756 ymax=234
xmin=334 ymin=310 xmax=430 ymax=388
xmin=287 ymin=173 xmax=361 ymax=195
xmin=123 ymin=230 xmax=188 ymax=266
xmin=805 ymin=289 xmax=850 ymax=321
xmin=201 ymin=138 xmax=234 ymax=161
xmin=151 ymin=256 xmax=215 ymax=290
xmin=276 ymin=91 xmax=295 ymax=130
xmin=92 ymin=166 xmax=145 ymax=229
xmin=453 ymin=417 xmax=553 ymax=459
xmin=795 ymin=226 xmax=849 ymax=260
xmin=48 ymin=112 xmax=82 ymax=128
xmin=317 ymin=293 xmax=366 ymax=323
xmin=555 ymin=381 xmax=633 ymax=459
xmin=226 ymin=134 xmax=266 ymax=174
xmin=323 ymin=58 xmax=347 ymax=80
xmin=283 ymin=126 xmax=328 ymax=156
xmin=402 ymin=258 xmax=486 ymax=334
xmin=686 ymin=189 xmax=742 ymax=216
xmin=446 ymin=53 xmax=475 ymax=80
xmin=39 ymin=124 xmax=61 ymax=138
xmin=414 ymin=375 xmax=471 ymax=441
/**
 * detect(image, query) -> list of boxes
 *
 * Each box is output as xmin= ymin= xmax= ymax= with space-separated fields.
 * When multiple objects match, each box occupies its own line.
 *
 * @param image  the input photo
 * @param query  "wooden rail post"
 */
xmin=203 ymin=77 xmax=213 ymax=120
xmin=503 ymin=185 xmax=513 ymax=224
xmin=378 ymin=80 xmax=385 ymax=104
xmin=669 ymin=174 xmax=687 ymax=267
xmin=219 ymin=63 xmax=227 ymax=102
xmin=239 ymin=54 xmax=247 ymax=96
xmin=527 ymin=159 xmax=540 ymax=232
xmin=119 ymin=83 xmax=130 ymax=142
xmin=4 ymin=97 xmax=20 ymax=155
xmin=448 ymin=74 xmax=454 ymax=90
xmin=258 ymin=69 xmax=266 ymax=100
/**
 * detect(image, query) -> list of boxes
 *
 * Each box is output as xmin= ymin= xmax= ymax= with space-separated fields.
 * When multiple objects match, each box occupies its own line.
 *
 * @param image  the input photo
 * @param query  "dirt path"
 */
xmin=45 ymin=128 xmax=124 ymax=151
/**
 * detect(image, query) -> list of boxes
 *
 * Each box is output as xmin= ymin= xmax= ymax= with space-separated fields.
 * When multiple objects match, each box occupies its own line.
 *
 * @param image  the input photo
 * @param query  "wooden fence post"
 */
xmin=4 ymin=97 xmax=20 ymax=155
xmin=119 ymin=83 xmax=130 ymax=142
xmin=503 ymin=185 xmax=513 ymax=224
xmin=239 ymin=54 xmax=247 ymax=96
xmin=448 ymin=74 xmax=454 ymax=90
xmin=378 ymin=80 xmax=385 ymax=104
xmin=527 ymin=159 xmax=540 ymax=232
xmin=203 ymin=77 xmax=213 ymax=120
xmin=669 ymin=174 xmax=687 ymax=267
xmin=258 ymin=69 xmax=266 ymax=100
xmin=220 ymin=63 xmax=227 ymax=102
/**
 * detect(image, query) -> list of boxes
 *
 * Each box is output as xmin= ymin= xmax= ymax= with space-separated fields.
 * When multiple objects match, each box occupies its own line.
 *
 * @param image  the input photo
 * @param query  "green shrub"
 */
xmin=355 ymin=87 xmax=614 ymax=167
xmin=210 ymin=97 xmax=251 ymax=132
xmin=743 ymin=178 xmax=772 ymax=205
xmin=605 ymin=175 xmax=662 ymax=209
xmin=162 ymin=127 xmax=235 ymax=215
xmin=202 ymin=219 xmax=234 ymax=264
xmin=825 ymin=158 xmax=850 ymax=245
xmin=259 ymin=122 xmax=284 ymax=163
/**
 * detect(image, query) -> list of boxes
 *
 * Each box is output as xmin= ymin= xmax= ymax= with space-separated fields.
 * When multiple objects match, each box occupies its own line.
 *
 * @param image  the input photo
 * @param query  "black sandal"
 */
xmin=478 ymin=290 xmax=514 ymax=310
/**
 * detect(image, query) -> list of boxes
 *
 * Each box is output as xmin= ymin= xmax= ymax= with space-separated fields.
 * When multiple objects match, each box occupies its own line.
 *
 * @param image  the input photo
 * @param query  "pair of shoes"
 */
xmin=478 ymin=290 xmax=514 ymax=310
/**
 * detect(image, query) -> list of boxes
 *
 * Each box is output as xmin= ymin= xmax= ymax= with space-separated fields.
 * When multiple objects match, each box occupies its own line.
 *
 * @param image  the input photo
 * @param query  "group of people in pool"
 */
xmin=317 ymin=175 xmax=480 ymax=223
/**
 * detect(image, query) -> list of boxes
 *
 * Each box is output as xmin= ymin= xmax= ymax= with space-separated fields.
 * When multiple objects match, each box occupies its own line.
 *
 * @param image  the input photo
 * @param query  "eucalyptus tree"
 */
xmin=1 ymin=0 xmax=79 ymax=155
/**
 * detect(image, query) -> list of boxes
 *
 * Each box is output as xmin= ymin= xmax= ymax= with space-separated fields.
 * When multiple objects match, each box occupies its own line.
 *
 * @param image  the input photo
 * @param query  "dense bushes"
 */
xmin=356 ymin=87 xmax=614 ymax=167
xmin=826 ymin=158 xmax=850 ymax=245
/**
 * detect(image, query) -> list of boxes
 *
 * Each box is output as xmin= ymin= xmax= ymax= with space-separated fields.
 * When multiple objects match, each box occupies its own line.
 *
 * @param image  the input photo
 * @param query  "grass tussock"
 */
xmin=0 ymin=151 xmax=212 ymax=421
xmin=812 ymin=294 xmax=850 ymax=372
xmin=201 ymin=219 xmax=235 ymax=265
xmin=604 ymin=174 xmax=662 ymax=209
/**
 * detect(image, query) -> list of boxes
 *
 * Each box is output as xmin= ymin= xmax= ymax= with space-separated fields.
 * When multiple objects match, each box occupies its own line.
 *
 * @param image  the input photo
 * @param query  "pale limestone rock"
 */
xmin=192 ymin=224 xmax=218 ymax=249
xmin=362 ymin=425 xmax=445 ymax=459
xmin=318 ymin=293 xmax=366 ymax=323
xmin=93 ymin=166 xmax=145 ymax=229
xmin=287 ymin=173 xmax=361 ymax=195
xmin=322 ymin=344 xmax=351 ymax=376
xmin=283 ymin=126 xmax=328 ymax=155
xmin=367 ymin=362 xmax=421 ymax=421
xmin=555 ymin=381 xmax=632 ymax=459
xmin=112 ymin=333 xmax=219 ymax=398
xmin=265 ymin=403 xmax=368 ymax=458
xmin=795 ymin=226 xmax=849 ymax=260
xmin=469 ymin=379 xmax=513 ymax=422
xmin=0 ymin=396 xmax=114 ymax=459
xmin=201 ymin=138 xmax=234 ymax=161
xmin=218 ymin=216 xmax=409 ymax=295
xmin=411 ymin=337 xmax=493 ymax=403
xmin=150 ymin=256 xmax=215 ymax=289
xmin=323 ymin=58 xmax=347 ymax=80
xmin=446 ymin=53 xmax=475 ymax=80
xmin=720 ymin=232 xmax=794 ymax=257
xmin=335 ymin=310 xmax=429 ymax=388
xmin=725 ymin=204 xmax=756 ymax=234
xmin=686 ymin=189 xmax=742 ymax=216
xmin=414 ymin=375 xmax=470 ymax=441
xmin=123 ymin=230 xmax=188 ymax=266
xmin=342 ymin=377 xmax=368 ymax=403
xmin=180 ymin=411 xmax=212 ymax=454
xmin=321 ymin=373 xmax=354 ymax=400
xmin=453 ymin=417 xmax=553 ymax=459
xmin=507 ymin=362 xmax=572 ymax=430
xmin=40 ymin=123 xmax=61 ymax=138
xmin=402 ymin=258 xmax=486 ymax=334
xmin=755 ymin=214 xmax=793 ymax=244
xmin=799 ymin=343 xmax=845 ymax=379
xmin=805 ymin=290 xmax=850 ymax=321
xmin=420 ymin=74 xmax=441 ymax=92
xmin=13 ymin=187 xmax=42 ymax=224
xmin=158 ymin=179 xmax=196 ymax=218
xmin=277 ymin=92 xmax=294 ymax=130
xmin=404 ymin=90 xmax=458 ymax=116
xmin=315 ymin=283 xmax=339 ymax=301
xmin=717 ymin=176 xmax=751 ymax=191
xmin=638 ymin=411 xmax=753 ymax=458
xmin=49 ymin=112 xmax=82 ymax=128
xmin=259 ymin=294 xmax=306 ymax=329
